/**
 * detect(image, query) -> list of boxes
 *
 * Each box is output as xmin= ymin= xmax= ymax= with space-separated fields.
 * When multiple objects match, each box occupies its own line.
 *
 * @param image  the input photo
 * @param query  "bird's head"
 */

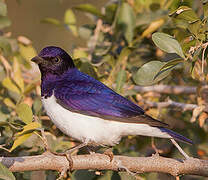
xmin=31 ymin=46 xmax=75 ymax=77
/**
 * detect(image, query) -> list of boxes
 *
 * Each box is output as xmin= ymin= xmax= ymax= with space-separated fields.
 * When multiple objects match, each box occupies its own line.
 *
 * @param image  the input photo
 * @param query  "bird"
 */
xmin=31 ymin=46 xmax=192 ymax=162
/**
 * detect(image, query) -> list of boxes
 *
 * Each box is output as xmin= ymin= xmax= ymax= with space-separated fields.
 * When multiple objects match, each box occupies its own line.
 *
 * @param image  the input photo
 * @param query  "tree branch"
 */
xmin=133 ymin=85 xmax=196 ymax=94
xmin=144 ymin=99 xmax=198 ymax=111
xmin=1 ymin=152 xmax=208 ymax=177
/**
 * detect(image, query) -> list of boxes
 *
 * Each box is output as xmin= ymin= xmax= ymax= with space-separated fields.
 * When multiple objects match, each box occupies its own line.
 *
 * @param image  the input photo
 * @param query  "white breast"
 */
xmin=42 ymin=95 xmax=171 ymax=146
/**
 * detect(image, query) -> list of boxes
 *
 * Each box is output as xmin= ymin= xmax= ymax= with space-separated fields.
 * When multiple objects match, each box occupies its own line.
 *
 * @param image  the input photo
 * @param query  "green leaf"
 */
xmin=41 ymin=18 xmax=61 ymax=26
xmin=2 ymin=77 xmax=21 ymax=94
xmin=192 ymin=46 xmax=202 ymax=62
xmin=187 ymin=20 xmax=206 ymax=41
xmin=0 ymin=17 xmax=11 ymax=29
xmin=3 ymin=98 xmax=16 ymax=109
xmin=159 ymin=58 xmax=183 ymax=71
xmin=64 ymin=9 xmax=76 ymax=24
xmin=74 ymin=4 xmax=103 ymax=19
xmin=0 ymin=162 xmax=15 ymax=180
xmin=116 ymin=70 xmax=126 ymax=93
xmin=169 ymin=6 xmax=199 ymax=23
xmin=8 ymin=91 xmax=21 ymax=103
xmin=154 ymin=59 xmax=183 ymax=80
xmin=10 ymin=133 xmax=33 ymax=152
xmin=78 ymin=25 xmax=93 ymax=40
xmin=152 ymin=32 xmax=185 ymax=58
xmin=188 ymin=20 xmax=202 ymax=38
xmin=19 ymin=44 xmax=37 ymax=61
xmin=0 ymin=36 xmax=12 ymax=55
xmin=117 ymin=2 xmax=136 ymax=43
xmin=64 ymin=9 xmax=78 ymax=36
xmin=79 ymin=61 xmax=97 ymax=79
xmin=172 ymin=18 xmax=189 ymax=29
xmin=32 ymin=98 xmax=42 ymax=115
xmin=16 ymin=103 xmax=33 ymax=124
xmin=0 ymin=65 xmax=6 ymax=81
xmin=73 ymin=49 xmax=88 ymax=59
xmin=13 ymin=58 xmax=24 ymax=92
xmin=104 ymin=3 xmax=117 ymax=23
xmin=203 ymin=1 xmax=208 ymax=18
xmin=0 ymin=1 xmax=7 ymax=16
xmin=0 ymin=111 xmax=9 ymax=125
xmin=133 ymin=61 xmax=170 ymax=85
xmin=118 ymin=47 xmax=131 ymax=62
xmin=24 ymin=83 xmax=36 ymax=95
xmin=17 ymin=122 xmax=41 ymax=136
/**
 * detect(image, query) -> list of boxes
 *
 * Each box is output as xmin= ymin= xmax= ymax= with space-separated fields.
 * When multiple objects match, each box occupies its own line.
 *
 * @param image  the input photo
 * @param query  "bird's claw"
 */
xmin=151 ymin=137 xmax=162 ymax=155
xmin=104 ymin=148 xmax=114 ymax=162
xmin=64 ymin=150 xmax=74 ymax=171
xmin=51 ymin=151 xmax=74 ymax=171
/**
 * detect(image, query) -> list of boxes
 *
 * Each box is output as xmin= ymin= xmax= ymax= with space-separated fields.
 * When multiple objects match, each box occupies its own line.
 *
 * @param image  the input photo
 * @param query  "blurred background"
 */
xmin=7 ymin=0 xmax=107 ymax=52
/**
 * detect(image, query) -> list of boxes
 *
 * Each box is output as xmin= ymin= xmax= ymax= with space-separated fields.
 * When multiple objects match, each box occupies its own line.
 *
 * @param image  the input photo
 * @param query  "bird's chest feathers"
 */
xmin=41 ymin=94 xmax=122 ymax=145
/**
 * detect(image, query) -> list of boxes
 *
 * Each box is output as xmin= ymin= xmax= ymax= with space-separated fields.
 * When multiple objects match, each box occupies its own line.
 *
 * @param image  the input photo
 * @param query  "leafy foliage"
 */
xmin=0 ymin=0 xmax=208 ymax=179
xmin=0 ymin=162 xmax=15 ymax=180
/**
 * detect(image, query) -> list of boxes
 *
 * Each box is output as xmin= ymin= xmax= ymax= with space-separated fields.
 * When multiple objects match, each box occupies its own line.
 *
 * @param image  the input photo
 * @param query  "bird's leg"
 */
xmin=54 ymin=141 xmax=89 ymax=171
xmin=151 ymin=137 xmax=162 ymax=155
xmin=65 ymin=141 xmax=88 ymax=166
xmin=104 ymin=147 xmax=114 ymax=162
xmin=39 ymin=128 xmax=89 ymax=172
xmin=51 ymin=141 xmax=89 ymax=179
xmin=170 ymin=139 xmax=190 ymax=159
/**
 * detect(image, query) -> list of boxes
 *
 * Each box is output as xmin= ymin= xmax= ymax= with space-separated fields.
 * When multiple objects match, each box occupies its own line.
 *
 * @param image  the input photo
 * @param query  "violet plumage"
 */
xmin=31 ymin=46 xmax=193 ymax=159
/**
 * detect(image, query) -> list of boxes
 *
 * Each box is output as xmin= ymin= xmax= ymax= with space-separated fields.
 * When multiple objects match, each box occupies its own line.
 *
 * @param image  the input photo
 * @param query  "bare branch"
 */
xmin=144 ymin=99 xmax=198 ymax=111
xmin=133 ymin=85 xmax=196 ymax=94
xmin=1 ymin=153 xmax=208 ymax=177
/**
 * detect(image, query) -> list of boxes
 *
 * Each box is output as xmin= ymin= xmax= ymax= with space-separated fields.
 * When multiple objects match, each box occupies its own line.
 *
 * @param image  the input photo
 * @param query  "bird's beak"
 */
xmin=31 ymin=56 xmax=44 ymax=64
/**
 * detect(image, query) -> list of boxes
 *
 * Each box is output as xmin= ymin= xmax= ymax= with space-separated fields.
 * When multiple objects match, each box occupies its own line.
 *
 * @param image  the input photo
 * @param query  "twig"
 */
xmin=144 ymin=99 xmax=198 ymax=111
xmin=0 ymin=55 xmax=12 ymax=76
xmin=1 ymin=153 xmax=208 ymax=177
xmin=88 ymin=19 xmax=103 ymax=58
xmin=132 ymin=85 xmax=196 ymax=94
xmin=0 ymin=144 xmax=10 ymax=152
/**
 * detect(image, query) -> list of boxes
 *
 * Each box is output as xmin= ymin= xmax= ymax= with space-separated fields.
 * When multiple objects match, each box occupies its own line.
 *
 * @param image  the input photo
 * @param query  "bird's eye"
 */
xmin=53 ymin=57 xmax=61 ymax=63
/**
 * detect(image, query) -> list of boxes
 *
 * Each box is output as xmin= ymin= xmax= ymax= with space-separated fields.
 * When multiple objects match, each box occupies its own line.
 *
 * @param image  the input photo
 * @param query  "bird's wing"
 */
xmin=54 ymin=72 xmax=168 ymax=128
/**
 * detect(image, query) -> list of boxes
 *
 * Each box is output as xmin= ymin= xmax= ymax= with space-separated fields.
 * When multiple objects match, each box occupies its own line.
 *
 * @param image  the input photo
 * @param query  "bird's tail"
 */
xmin=159 ymin=127 xmax=193 ymax=144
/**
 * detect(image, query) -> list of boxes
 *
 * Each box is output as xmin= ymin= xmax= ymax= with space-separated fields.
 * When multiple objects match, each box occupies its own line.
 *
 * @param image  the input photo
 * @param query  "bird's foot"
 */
xmin=39 ymin=129 xmax=88 ymax=173
xmin=104 ymin=148 xmax=114 ymax=162
xmin=51 ymin=151 xmax=74 ymax=171
xmin=37 ymin=128 xmax=73 ymax=177
xmin=53 ymin=142 xmax=89 ymax=171
xmin=151 ymin=137 xmax=162 ymax=156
